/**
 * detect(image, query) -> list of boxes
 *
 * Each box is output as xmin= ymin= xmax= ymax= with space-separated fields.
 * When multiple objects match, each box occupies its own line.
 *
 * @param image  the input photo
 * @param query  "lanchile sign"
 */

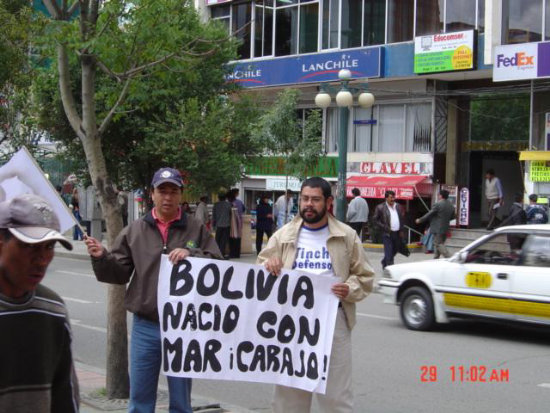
xmin=226 ymin=47 xmax=382 ymax=88
xmin=493 ymin=41 xmax=550 ymax=81
xmin=414 ymin=30 xmax=475 ymax=74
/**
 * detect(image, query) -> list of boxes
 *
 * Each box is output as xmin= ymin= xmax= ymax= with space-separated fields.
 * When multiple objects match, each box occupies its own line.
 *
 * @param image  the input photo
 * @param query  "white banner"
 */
xmin=158 ymin=256 xmax=339 ymax=394
xmin=266 ymin=177 xmax=301 ymax=192
xmin=0 ymin=147 xmax=76 ymax=232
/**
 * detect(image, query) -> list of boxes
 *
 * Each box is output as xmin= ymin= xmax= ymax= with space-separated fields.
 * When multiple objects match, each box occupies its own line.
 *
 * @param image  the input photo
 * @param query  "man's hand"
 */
xmin=331 ymin=282 xmax=349 ymax=299
xmin=415 ymin=218 xmax=420 ymax=224
xmin=84 ymin=235 xmax=105 ymax=258
xmin=168 ymin=248 xmax=190 ymax=264
xmin=264 ymin=256 xmax=284 ymax=276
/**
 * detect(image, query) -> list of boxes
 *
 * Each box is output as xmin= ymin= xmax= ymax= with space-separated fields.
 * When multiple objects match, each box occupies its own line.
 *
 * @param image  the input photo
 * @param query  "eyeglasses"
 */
xmin=300 ymin=196 xmax=324 ymax=204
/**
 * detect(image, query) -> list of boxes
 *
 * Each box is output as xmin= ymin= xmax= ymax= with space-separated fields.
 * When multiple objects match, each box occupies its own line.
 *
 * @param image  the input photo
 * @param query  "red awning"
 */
xmin=346 ymin=175 xmax=432 ymax=200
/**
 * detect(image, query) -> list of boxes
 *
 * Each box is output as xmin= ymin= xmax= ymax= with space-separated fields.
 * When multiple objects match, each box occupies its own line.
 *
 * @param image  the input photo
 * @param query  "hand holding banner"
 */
xmin=157 ymin=256 xmax=339 ymax=394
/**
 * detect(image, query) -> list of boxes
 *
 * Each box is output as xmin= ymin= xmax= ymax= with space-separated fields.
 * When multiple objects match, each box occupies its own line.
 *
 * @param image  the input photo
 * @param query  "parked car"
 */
xmin=378 ymin=225 xmax=550 ymax=331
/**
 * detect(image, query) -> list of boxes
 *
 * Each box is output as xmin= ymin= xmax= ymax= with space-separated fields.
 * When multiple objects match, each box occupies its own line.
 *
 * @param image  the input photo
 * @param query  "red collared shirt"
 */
xmin=152 ymin=207 xmax=181 ymax=244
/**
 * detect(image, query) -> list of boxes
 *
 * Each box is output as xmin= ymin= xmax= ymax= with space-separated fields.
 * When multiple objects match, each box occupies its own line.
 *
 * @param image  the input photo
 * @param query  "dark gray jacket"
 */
xmin=417 ymin=198 xmax=456 ymax=235
xmin=92 ymin=210 xmax=222 ymax=322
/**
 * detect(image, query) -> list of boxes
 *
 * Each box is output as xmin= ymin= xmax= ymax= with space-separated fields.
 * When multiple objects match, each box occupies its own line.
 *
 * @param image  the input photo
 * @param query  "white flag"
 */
xmin=0 ymin=147 xmax=77 ymax=232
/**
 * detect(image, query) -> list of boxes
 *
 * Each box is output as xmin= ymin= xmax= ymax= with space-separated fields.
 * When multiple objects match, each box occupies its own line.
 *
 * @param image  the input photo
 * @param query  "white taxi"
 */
xmin=378 ymin=225 xmax=550 ymax=330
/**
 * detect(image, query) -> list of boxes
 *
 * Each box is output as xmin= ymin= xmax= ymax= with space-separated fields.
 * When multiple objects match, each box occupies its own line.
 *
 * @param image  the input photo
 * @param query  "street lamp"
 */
xmin=314 ymin=69 xmax=375 ymax=222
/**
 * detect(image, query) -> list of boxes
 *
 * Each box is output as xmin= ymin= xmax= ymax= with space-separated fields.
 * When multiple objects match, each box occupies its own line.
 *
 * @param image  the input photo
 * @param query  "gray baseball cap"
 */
xmin=0 ymin=194 xmax=73 ymax=250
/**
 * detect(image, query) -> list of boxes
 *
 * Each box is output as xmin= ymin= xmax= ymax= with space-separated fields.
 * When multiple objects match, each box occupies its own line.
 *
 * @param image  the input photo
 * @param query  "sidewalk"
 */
xmin=57 ymin=239 xmax=428 ymax=412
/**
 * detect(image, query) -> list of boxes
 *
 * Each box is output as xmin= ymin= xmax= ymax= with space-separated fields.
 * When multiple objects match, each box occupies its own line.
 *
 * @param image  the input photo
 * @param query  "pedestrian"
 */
xmin=228 ymin=188 xmax=245 ymax=258
xmin=195 ymin=195 xmax=210 ymax=227
xmin=257 ymin=177 xmax=374 ymax=413
xmin=415 ymin=189 xmax=456 ymax=259
xmin=500 ymin=192 xmax=527 ymax=250
xmin=0 ymin=194 xmax=78 ymax=412
xmin=71 ymin=187 xmax=84 ymax=240
xmin=526 ymin=194 xmax=548 ymax=224
xmin=255 ymin=193 xmax=273 ymax=254
xmin=484 ymin=168 xmax=503 ymax=230
xmin=274 ymin=189 xmax=294 ymax=229
xmin=346 ymin=187 xmax=369 ymax=239
xmin=212 ymin=191 xmax=232 ymax=259
xmin=373 ymin=190 xmax=406 ymax=268
xmin=117 ymin=186 xmax=129 ymax=227
xmin=84 ymin=167 xmax=222 ymax=413
xmin=181 ymin=201 xmax=191 ymax=214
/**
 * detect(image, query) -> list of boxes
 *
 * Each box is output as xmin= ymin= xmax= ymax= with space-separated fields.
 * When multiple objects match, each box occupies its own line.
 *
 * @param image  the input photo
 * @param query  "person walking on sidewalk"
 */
xmin=84 ymin=167 xmax=222 ymax=413
xmin=346 ymin=187 xmax=369 ymax=239
xmin=0 ymin=194 xmax=78 ymax=412
xmin=485 ymin=169 xmax=504 ymax=230
xmin=415 ymin=189 xmax=456 ymax=259
xmin=255 ymin=193 xmax=273 ymax=254
xmin=373 ymin=190 xmax=405 ymax=269
xmin=212 ymin=192 xmax=232 ymax=259
xmin=526 ymin=194 xmax=548 ymax=224
xmin=258 ymin=177 xmax=374 ymax=413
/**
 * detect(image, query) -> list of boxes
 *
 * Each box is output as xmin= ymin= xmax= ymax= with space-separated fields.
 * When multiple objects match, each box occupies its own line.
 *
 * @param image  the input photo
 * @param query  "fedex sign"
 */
xmin=493 ymin=42 xmax=547 ymax=81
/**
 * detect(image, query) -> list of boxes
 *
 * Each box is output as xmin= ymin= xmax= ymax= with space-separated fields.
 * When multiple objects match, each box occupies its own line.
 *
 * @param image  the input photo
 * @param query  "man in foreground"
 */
xmin=258 ymin=177 xmax=374 ymax=413
xmin=0 ymin=194 xmax=78 ymax=412
xmin=85 ymin=167 xmax=222 ymax=412
xmin=415 ymin=189 xmax=456 ymax=259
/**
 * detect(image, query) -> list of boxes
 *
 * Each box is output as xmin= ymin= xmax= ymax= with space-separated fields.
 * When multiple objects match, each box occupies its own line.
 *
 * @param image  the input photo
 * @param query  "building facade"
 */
xmin=203 ymin=0 xmax=550 ymax=227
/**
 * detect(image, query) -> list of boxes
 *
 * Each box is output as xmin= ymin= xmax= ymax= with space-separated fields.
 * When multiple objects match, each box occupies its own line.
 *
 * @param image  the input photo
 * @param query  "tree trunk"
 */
xmin=59 ymin=48 xmax=130 ymax=398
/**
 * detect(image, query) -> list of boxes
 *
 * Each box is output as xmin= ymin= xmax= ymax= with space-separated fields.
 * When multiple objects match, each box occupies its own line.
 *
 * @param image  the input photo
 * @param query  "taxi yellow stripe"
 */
xmin=443 ymin=293 xmax=550 ymax=318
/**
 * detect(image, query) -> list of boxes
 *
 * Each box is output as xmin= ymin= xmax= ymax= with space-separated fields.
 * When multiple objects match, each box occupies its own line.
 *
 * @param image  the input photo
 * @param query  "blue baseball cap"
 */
xmin=151 ymin=167 xmax=183 ymax=188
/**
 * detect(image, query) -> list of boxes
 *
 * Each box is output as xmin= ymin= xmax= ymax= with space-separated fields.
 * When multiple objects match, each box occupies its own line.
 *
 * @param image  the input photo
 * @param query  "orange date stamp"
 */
xmin=420 ymin=365 xmax=509 ymax=383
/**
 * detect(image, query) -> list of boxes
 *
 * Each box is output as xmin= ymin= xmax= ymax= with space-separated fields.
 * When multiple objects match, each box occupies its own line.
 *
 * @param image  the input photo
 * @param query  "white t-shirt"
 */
xmin=292 ymin=224 xmax=335 ymax=277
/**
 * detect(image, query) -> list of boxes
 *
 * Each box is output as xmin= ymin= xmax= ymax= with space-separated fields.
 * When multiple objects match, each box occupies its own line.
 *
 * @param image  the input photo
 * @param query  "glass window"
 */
xmin=300 ymin=2 xmax=319 ymax=53
xmin=465 ymin=233 xmax=520 ymax=265
xmin=547 ymin=0 xmax=550 ymax=40
xmin=502 ymin=0 xmax=542 ymax=44
xmin=322 ymin=0 xmax=339 ymax=49
xmin=406 ymin=103 xmax=432 ymax=152
xmin=376 ymin=105 xmax=405 ymax=152
xmin=416 ymin=0 xmax=444 ymax=36
xmin=325 ymin=108 xmax=339 ymax=153
xmin=520 ymin=235 xmax=550 ymax=267
xmin=477 ymin=0 xmax=485 ymax=33
xmin=364 ymin=0 xmax=386 ymax=45
xmin=254 ymin=4 xmax=274 ymax=57
xmin=211 ymin=5 xmax=230 ymax=33
xmin=233 ymin=3 xmax=252 ymax=59
xmin=353 ymin=107 xmax=374 ymax=152
xmin=341 ymin=0 xmax=362 ymax=48
xmin=275 ymin=5 xmax=299 ymax=56
xmin=446 ymin=0 xmax=476 ymax=32
xmin=387 ymin=0 xmax=414 ymax=43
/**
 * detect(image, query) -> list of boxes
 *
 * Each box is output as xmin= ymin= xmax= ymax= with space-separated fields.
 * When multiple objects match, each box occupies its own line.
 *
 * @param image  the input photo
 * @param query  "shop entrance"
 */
xmin=468 ymin=151 xmax=524 ymax=228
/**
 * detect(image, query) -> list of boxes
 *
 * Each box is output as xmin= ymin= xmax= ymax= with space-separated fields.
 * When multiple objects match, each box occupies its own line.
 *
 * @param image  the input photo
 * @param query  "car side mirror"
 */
xmin=457 ymin=251 xmax=468 ymax=263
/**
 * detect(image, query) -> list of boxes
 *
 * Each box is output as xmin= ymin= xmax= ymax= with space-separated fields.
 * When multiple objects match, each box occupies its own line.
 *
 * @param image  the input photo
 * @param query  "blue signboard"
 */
xmin=226 ymin=47 xmax=383 ymax=88
xmin=353 ymin=119 xmax=377 ymax=125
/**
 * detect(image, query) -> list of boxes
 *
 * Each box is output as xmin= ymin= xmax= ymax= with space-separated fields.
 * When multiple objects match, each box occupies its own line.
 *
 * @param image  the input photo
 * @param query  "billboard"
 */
xmin=414 ymin=30 xmax=475 ymax=74
xmin=226 ymin=47 xmax=382 ymax=88
xmin=493 ymin=41 xmax=550 ymax=81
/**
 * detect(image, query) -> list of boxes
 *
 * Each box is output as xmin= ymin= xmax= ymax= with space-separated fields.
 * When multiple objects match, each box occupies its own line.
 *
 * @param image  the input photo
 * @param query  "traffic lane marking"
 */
xmin=55 ymin=270 xmax=95 ymax=278
xmin=62 ymin=296 xmax=102 ymax=304
xmin=357 ymin=312 xmax=398 ymax=321
xmin=72 ymin=319 xmax=107 ymax=333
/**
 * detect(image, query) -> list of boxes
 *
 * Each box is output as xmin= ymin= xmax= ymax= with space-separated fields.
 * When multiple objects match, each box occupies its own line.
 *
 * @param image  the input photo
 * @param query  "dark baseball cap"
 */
xmin=151 ymin=167 xmax=183 ymax=188
xmin=0 ymin=194 xmax=72 ymax=250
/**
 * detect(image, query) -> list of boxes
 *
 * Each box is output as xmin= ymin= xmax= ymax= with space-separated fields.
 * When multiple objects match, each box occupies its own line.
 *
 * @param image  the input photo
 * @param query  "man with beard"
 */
xmin=257 ymin=176 xmax=374 ymax=413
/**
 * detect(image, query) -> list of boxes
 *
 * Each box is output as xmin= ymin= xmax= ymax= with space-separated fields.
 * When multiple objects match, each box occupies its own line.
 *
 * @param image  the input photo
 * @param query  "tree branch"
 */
xmin=98 ymin=77 xmax=132 ymax=135
xmin=57 ymin=44 xmax=84 ymax=138
xmin=42 ymin=0 xmax=62 ymax=19
xmin=67 ymin=1 xmax=79 ymax=17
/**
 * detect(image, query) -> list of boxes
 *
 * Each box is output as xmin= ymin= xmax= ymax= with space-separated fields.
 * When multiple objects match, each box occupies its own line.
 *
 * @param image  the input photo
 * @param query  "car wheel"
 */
xmin=400 ymin=286 xmax=435 ymax=331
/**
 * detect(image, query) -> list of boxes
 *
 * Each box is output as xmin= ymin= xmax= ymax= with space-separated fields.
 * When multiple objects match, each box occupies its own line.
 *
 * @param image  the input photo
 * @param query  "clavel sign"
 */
xmin=157 ymin=256 xmax=339 ymax=394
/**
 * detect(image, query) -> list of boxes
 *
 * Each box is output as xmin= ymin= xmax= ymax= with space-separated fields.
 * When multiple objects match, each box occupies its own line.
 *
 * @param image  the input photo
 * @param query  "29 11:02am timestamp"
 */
xmin=421 ymin=365 xmax=510 ymax=383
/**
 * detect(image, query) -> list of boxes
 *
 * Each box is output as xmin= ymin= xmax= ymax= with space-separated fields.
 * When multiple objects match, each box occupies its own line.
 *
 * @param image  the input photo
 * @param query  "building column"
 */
xmin=446 ymin=99 xmax=458 ymax=185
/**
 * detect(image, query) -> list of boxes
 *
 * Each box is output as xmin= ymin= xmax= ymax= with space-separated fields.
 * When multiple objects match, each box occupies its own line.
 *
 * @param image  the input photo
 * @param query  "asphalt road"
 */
xmin=43 ymin=253 xmax=550 ymax=413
